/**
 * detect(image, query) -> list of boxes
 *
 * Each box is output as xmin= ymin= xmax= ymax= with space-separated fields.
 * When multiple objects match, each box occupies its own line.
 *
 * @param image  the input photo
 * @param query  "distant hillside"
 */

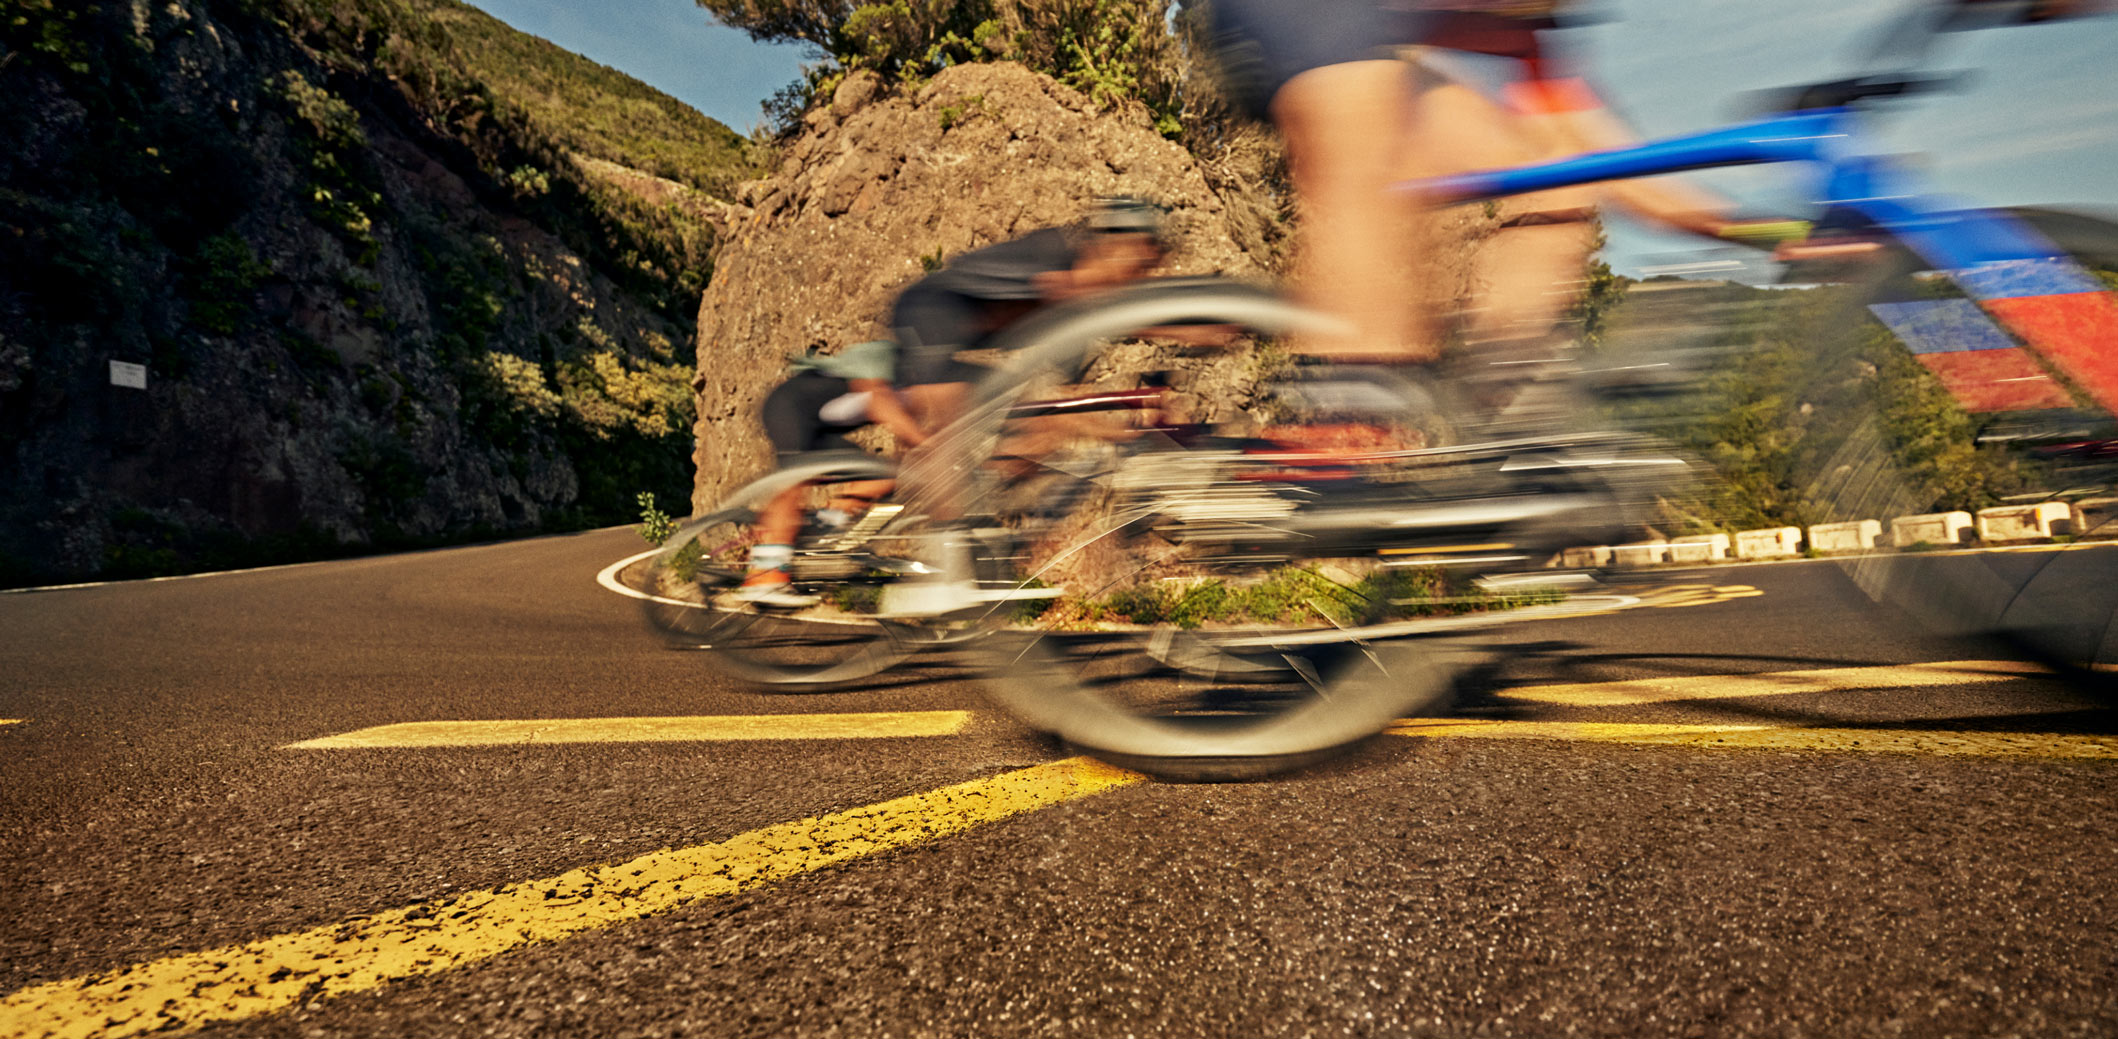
xmin=424 ymin=0 xmax=753 ymax=191
xmin=0 ymin=0 xmax=756 ymax=586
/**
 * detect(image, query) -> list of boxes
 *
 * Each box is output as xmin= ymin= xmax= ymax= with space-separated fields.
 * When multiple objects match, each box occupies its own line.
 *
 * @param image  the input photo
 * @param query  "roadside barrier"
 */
xmin=1975 ymin=502 xmax=2072 ymax=542
xmin=1891 ymin=511 xmax=1972 ymax=548
xmin=1558 ymin=501 xmax=2112 ymax=571
xmin=2077 ymin=498 xmax=2118 ymax=538
xmin=1610 ymin=542 xmax=1670 ymax=567
xmin=1808 ymin=519 xmax=1882 ymax=554
xmin=1735 ymin=527 xmax=1802 ymax=560
xmin=1668 ymin=533 xmax=1730 ymax=563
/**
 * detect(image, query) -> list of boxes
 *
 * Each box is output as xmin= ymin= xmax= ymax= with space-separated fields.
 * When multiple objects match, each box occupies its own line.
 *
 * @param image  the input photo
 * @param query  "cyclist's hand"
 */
xmin=1713 ymin=219 xmax=1815 ymax=250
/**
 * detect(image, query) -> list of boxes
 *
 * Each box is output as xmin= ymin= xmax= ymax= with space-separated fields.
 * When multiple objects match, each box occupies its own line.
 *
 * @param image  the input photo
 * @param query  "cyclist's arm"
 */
xmin=1514 ymin=78 xmax=1743 ymax=239
xmin=848 ymin=378 xmax=928 ymax=448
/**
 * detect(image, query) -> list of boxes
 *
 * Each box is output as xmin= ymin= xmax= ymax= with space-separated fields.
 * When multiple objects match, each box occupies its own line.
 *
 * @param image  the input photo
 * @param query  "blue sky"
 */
xmin=1564 ymin=0 xmax=2118 ymax=274
xmin=460 ymin=0 xmax=2117 ymax=276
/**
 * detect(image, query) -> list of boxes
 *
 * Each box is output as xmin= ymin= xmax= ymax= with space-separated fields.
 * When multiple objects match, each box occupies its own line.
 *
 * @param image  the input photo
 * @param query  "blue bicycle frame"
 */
xmin=1417 ymin=107 xmax=2093 ymax=293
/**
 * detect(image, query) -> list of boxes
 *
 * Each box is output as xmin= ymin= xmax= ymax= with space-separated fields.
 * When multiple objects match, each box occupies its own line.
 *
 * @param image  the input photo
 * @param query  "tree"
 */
xmin=693 ymin=0 xmax=857 ymax=51
xmin=699 ymin=0 xmax=1185 ymax=136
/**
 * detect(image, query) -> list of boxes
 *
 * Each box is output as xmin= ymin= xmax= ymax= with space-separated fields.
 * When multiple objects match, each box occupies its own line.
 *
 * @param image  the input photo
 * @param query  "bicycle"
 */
xmin=927 ymin=66 xmax=2118 ymax=778
xmin=629 ymin=386 xmax=1219 ymax=687
xmin=631 ymin=451 xmax=948 ymax=687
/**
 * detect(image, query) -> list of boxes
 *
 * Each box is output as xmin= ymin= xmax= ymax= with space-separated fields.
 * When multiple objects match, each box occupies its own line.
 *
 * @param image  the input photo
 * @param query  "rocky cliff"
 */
xmin=0 ymin=0 xmax=748 ymax=585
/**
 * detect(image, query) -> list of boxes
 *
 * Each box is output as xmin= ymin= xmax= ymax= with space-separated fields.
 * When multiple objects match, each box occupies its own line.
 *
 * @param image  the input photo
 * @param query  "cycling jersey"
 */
xmin=788 ymin=338 xmax=896 ymax=382
xmin=890 ymin=227 xmax=1083 ymax=386
xmin=763 ymin=340 xmax=900 ymax=458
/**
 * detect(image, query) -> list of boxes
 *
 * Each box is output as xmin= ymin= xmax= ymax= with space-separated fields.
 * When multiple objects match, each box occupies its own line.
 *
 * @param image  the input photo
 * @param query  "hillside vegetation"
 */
xmin=0 ymin=0 xmax=755 ymax=585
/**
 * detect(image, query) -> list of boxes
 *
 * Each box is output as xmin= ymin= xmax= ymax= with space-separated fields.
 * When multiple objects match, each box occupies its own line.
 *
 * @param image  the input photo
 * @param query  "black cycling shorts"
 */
xmin=761 ymin=371 xmax=864 ymax=460
xmin=1207 ymin=0 xmax=1434 ymax=118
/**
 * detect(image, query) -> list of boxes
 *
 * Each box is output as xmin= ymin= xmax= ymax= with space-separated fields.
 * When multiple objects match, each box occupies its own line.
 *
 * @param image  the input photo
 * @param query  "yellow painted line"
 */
xmin=1615 ymin=583 xmax=1763 ymax=608
xmin=1380 ymin=542 xmax=1515 ymax=555
xmin=1388 ymin=718 xmax=2118 ymax=759
xmin=283 ymin=711 xmax=974 ymax=749
xmin=1497 ymin=660 xmax=2051 ymax=707
xmin=0 ymin=757 xmax=1142 ymax=1039
xmin=0 ymin=719 xmax=20 ymax=727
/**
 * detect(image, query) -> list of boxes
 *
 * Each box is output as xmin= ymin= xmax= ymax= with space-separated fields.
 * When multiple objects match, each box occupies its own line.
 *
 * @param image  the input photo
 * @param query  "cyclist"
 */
xmin=737 ymin=198 xmax=1172 ymax=607
xmin=1206 ymin=0 xmax=1772 ymax=370
xmin=1203 ymin=0 xmax=2105 ymax=373
xmin=739 ymin=338 xmax=929 ymax=606
xmin=890 ymin=196 xmax=1171 ymax=431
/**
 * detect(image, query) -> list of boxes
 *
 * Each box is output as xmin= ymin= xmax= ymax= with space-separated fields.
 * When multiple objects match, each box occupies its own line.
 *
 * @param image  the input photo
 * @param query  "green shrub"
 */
xmin=832 ymin=583 xmax=884 ymax=614
xmin=1098 ymin=583 xmax=1171 ymax=624
xmin=667 ymin=537 xmax=705 ymax=583
xmin=1166 ymin=579 xmax=1231 ymax=629
xmin=704 ymin=0 xmax=1184 ymax=137
xmin=185 ymin=233 xmax=270 ymax=334
xmin=635 ymin=491 xmax=677 ymax=545
xmin=1025 ymin=562 xmax=1563 ymax=630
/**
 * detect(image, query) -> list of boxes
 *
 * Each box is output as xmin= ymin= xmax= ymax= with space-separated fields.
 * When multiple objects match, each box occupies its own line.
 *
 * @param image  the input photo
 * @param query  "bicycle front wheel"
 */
xmin=633 ymin=454 xmax=928 ymax=688
xmin=943 ymin=279 xmax=1474 ymax=780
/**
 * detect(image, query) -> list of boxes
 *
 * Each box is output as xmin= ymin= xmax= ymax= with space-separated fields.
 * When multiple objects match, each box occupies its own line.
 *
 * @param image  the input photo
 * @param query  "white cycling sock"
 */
xmin=748 ymin=543 xmax=793 ymax=575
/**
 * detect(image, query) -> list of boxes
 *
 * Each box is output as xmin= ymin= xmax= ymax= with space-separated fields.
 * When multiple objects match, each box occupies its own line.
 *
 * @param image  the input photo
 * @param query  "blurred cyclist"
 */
xmin=890 ymin=196 xmax=1171 ymax=431
xmin=739 ymin=338 xmax=928 ymax=606
xmin=1205 ymin=0 xmax=2107 ymax=371
xmin=737 ymin=198 xmax=1170 ymax=607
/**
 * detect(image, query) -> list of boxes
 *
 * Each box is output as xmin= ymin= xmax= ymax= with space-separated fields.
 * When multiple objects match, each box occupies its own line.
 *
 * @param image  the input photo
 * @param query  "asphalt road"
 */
xmin=2 ymin=528 xmax=2115 ymax=1039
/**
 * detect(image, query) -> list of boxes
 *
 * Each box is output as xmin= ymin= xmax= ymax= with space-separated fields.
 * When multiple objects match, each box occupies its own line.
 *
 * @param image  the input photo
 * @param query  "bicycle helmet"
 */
xmin=1085 ymin=196 xmax=1171 ymax=247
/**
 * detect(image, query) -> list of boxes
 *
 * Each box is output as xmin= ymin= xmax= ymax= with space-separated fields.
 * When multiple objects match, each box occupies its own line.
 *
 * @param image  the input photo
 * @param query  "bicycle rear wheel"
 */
xmin=944 ymin=279 xmax=1477 ymax=779
xmin=634 ymin=454 xmax=930 ymax=688
xmin=1793 ymin=208 xmax=2118 ymax=675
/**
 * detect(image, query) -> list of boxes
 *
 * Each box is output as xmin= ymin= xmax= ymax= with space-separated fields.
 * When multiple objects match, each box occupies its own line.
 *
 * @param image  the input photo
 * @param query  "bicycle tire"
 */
xmin=946 ymin=279 xmax=1473 ymax=780
xmin=634 ymin=453 xmax=930 ymax=688
xmin=1796 ymin=208 xmax=2118 ymax=677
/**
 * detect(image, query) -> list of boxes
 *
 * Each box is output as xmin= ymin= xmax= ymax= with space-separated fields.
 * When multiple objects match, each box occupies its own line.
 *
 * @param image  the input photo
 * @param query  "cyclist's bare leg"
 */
xmin=826 ymin=479 xmax=895 ymax=516
xmin=740 ymin=476 xmax=896 ymax=591
xmin=743 ymin=482 xmax=807 ymax=589
xmin=900 ymin=381 xmax=970 ymax=439
xmin=1407 ymin=80 xmax=1601 ymax=350
xmin=1273 ymin=59 xmax=1433 ymax=362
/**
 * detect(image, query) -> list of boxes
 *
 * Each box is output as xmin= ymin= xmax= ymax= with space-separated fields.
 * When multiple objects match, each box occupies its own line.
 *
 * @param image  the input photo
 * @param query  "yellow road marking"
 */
xmin=1640 ymin=584 xmax=1763 ymax=608
xmin=284 ymin=711 xmax=974 ymax=749
xmin=1498 ymin=660 xmax=2052 ymax=707
xmin=0 ymin=719 xmax=19 ymax=727
xmin=1388 ymin=718 xmax=2118 ymax=759
xmin=0 ymin=757 xmax=1141 ymax=1039
xmin=1379 ymin=542 xmax=1515 ymax=555
xmin=1550 ymin=583 xmax=1763 ymax=620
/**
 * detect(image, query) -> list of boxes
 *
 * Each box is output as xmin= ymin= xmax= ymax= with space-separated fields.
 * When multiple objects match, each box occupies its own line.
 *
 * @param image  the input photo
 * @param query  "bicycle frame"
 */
xmin=1409 ymin=105 xmax=2118 ymax=416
